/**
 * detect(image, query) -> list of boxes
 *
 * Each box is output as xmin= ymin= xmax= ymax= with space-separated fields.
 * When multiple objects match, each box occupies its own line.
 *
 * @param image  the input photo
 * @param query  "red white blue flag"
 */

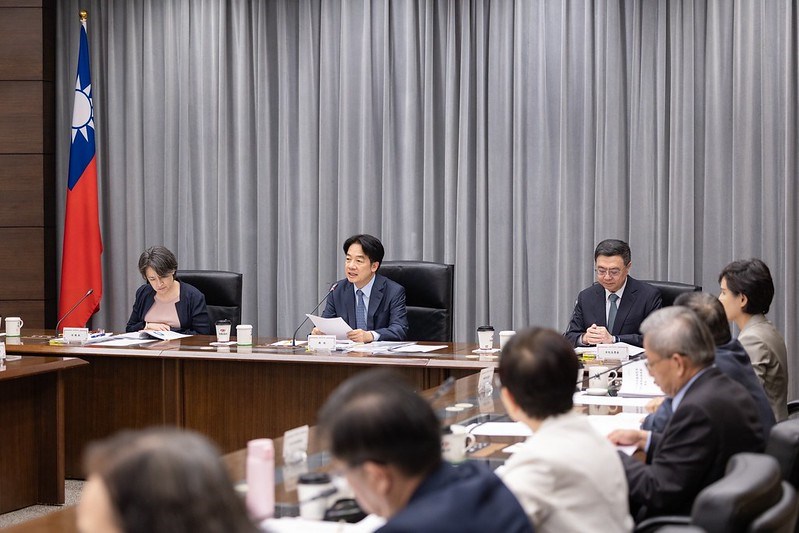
xmin=60 ymin=13 xmax=102 ymax=328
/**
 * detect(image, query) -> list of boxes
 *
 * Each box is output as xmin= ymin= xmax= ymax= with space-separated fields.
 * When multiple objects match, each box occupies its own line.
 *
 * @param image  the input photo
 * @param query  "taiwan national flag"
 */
xmin=59 ymin=14 xmax=102 ymax=328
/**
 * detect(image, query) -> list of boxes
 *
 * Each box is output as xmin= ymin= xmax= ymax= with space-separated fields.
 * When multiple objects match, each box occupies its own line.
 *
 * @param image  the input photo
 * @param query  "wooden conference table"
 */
xmin=4 ymin=371 xmax=634 ymax=533
xmin=0 ymin=356 xmax=88 ymax=514
xmin=5 ymin=331 xmax=497 ymax=478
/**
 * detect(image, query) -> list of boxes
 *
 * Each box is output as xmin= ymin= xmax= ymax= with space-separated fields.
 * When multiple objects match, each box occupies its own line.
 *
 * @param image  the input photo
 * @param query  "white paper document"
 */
xmin=391 ymin=344 xmax=448 ymax=353
xmin=262 ymin=514 xmax=385 ymax=532
xmin=306 ymin=314 xmax=352 ymax=340
xmin=618 ymin=360 xmax=665 ymax=397
xmin=92 ymin=337 xmax=159 ymax=347
xmin=467 ymin=422 xmax=533 ymax=437
xmin=112 ymin=331 xmax=192 ymax=342
xmin=573 ymin=392 xmax=653 ymax=407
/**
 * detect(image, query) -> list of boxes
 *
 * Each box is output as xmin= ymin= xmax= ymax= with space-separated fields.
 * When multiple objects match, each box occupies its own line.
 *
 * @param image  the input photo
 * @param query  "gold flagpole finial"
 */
xmin=80 ymin=10 xmax=88 ymax=22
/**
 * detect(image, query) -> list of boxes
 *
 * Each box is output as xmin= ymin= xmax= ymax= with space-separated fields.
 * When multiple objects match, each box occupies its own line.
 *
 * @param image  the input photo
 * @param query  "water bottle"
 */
xmin=246 ymin=438 xmax=275 ymax=520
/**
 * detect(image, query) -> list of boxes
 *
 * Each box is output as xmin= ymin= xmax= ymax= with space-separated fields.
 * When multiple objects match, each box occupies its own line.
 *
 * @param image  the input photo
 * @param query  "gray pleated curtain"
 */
xmin=55 ymin=1 xmax=799 ymax=396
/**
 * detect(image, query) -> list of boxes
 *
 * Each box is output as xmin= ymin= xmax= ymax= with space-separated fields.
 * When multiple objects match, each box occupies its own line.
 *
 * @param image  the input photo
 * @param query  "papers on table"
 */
xmin=618 ymin=360 xmax=665 ymax=397
xmin=587 ymin=413 xmax=646 ymax=456
xmin=465 ymin=414 xmax=644 ymax=456
xmin=306 ymin=315 xmax=352 ymax=340
xmin=92 ymin=331 xmax=191 ymax=346
xmin=262 ymin=514 xmax=385 ymax=532
xmin=270 ymin=340 xmax=307 ymax=346
xmin=390 ymin=344 xmax=448 ymax=353
xmin=91 ymin=337 xmax=158 ymax=347
xmin=573 ymin=392 xmax=654 ymax=407
xmin=344 ymin=341 xmax=413 ymax=354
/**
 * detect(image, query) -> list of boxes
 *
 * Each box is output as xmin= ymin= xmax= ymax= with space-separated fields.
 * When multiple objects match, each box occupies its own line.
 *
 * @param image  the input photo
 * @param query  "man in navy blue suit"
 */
xmin=319 ymin=369 xmax=533 ymax=533
xmin=313 ymin=234 xmax=409 ymax=343
xmin=564 ymin=239 xmax=661 ymax=347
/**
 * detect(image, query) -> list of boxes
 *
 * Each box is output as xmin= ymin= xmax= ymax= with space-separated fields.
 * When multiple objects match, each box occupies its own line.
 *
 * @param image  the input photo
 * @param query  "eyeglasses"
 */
xmin=595 ymin=268 xmax=623 ymax=278
xmin=644 ymin=354 xmax=678 ymax=369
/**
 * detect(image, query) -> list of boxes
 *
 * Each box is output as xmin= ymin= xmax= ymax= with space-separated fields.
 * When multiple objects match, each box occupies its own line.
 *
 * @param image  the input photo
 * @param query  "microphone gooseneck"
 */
xmin=55 ymin=288 xmax=94 ymax=334
xmin=292 ymin=282 xmax=339 ymax=347
xmin=576 ymin=353 xmax=645 ymax=386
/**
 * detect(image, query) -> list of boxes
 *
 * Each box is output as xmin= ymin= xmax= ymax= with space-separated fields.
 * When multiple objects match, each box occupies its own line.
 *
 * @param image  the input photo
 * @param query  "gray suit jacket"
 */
xmin=738 ymin=314 xmax=789 ymax=421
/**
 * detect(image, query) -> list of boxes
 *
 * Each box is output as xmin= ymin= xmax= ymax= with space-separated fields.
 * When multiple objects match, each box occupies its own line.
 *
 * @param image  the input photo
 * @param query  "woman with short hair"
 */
xmin=125 ymin=246 xmax=211 ymax=334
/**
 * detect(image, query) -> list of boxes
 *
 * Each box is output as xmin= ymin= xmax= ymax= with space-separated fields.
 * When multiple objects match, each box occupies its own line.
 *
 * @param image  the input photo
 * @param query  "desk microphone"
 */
xmin=292 ymin=282 xmax=338 ymax=347
xmin=577 ymin=353 xmax=645 ymax=386
xmin=55 ymin=289 xmax=94 ymax=333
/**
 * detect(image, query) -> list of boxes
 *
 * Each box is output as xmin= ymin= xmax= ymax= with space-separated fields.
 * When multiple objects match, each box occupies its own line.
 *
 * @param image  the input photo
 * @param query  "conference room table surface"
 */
xmin=0 ymin=356 xmax=88 ymax=514
xmin=5 ymin=331 xmax=499 ymax=478
xmin=3 ymin=371 xmax=638 ymax=533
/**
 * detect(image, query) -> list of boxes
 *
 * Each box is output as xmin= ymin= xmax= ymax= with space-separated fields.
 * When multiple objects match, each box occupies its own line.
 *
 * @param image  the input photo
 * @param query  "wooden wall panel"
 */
xmin=0 ymin=301 xmax=45 ymax=328
xmin=0 ymin=1 xmax=44 ymax=7
xmin=0 ymin=155 xmax=45 ymax=225
xmin=0 ymin=8 xmax=43 ymax=79
xmin=0 ymin=82 xmax=45 ymax=153
xmin=0 ymin=228 xmax=44 ymax=299
xmin=0 ymin=3 xmax=55 ymax=327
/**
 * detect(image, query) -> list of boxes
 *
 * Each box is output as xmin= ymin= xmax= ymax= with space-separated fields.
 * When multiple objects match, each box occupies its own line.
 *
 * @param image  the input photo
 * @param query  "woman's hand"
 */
xmin=144 ymin=322 xmax=171 ymax=331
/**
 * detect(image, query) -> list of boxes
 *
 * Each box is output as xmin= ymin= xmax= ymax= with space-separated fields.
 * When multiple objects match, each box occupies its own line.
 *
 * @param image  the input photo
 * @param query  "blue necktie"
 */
xmin=356 ymin=289 xmax=367 ymax=330
xmin=607 ymin=293 xmax=619 ymax=332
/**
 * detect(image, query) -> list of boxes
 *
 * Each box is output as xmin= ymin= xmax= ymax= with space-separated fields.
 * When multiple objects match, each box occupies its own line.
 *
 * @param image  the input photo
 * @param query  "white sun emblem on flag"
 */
xmin=71 ymin=74 xmax=94 ymax=142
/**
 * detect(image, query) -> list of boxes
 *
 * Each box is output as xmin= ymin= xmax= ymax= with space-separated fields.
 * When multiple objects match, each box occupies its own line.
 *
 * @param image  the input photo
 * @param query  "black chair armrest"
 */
xmin=635 ymin=515 xmax=692 ymax=533
xmin=787 ymin=400 xmax=799 ymax=417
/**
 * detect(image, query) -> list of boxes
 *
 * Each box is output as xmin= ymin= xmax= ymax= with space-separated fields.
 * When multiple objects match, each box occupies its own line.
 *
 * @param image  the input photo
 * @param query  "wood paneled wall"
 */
xmin=0 ymin=0 xmax=56 ymax=328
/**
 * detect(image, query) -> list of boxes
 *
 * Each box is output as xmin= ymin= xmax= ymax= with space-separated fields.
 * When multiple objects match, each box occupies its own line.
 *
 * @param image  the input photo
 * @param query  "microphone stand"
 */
xmin=577 ymin=353 xmax=645 ymax=392
xmin=292 ymin=283 xmax=338 ymax=347
xmin=55 ymin=289 xmax=94 ymax=334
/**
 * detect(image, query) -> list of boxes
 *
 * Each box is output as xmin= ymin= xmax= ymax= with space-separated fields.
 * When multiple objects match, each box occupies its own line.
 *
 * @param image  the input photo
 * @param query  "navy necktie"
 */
xmin=356 ymin=289 xmax=367 ymax=330
xmin=607 ymin=293 xmax=619 ymax=332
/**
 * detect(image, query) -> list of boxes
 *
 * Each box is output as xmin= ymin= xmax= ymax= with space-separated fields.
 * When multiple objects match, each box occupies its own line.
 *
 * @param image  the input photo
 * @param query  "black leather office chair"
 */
xmin=378 ymin=261 xmax=454 ymax=342
xmin=636 ymin=453 xmax=796 ymax=533
xmin=767 ymin=418 xmax=799 ymax=489
xmin=176 ymin=270 xmax=243 ymax=329
xmin=640 ymin=280 xmax=702 ymax=307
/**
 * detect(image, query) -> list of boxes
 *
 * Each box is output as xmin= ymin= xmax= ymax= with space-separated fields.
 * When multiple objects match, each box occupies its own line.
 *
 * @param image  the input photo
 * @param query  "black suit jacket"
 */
xmin=620 ymin=367 xmax=764 ymax=521
xmin=322 ymin=274 xmax=409 ymax=341
xmin=564 ymin=276 xmax=662 ymax=347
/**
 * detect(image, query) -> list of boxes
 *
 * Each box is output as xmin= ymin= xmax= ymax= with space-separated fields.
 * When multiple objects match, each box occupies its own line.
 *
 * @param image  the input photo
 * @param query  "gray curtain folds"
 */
xmin=55 ymin=1 xmax=799 ymax=395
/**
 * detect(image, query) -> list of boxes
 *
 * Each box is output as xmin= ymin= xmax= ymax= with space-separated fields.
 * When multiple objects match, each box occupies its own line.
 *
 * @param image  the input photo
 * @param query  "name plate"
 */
xmin=478 ymin=366 xmax=495 ymax=395
xmin=307 ymin=334 xmax=336 ymax=353
xmin=63 ymin=327 xmax=89 ymax=343
xmin=283 ymin=424 xmax=310 ymax=464
xmin=597 ymin=343 xmax=628 ymax=361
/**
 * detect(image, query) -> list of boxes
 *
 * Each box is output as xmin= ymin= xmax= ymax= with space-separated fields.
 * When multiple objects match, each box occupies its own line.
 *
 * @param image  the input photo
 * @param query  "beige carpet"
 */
xmin=0 ymin=480 xmax=83 ymax=529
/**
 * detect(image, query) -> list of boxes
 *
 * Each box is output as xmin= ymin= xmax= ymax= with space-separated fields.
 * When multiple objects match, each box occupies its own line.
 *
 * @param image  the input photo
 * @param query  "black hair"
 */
xmin=318 ymin=369 xmax=441 ymax=477
xmin=138 ymin=246 xmax=178 ymax=280
xmin=499 ymin=327 xmax=578 ymax=419
xmin=83 ymin=427 xmax=257 ymax=533
xmin=718 ymin=258 xmax=775 ymax=315
xmin=343 ymin=234 xmax=385 ymax=266
xmin=673 ymin=292 xmax=732 ymax=345
xmin=594 ymin=239 xmax=631 ymax=265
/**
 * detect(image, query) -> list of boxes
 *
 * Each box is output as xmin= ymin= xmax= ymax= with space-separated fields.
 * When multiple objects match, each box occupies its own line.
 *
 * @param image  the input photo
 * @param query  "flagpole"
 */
xmin=80 ymin=10 xmax=87 ymax=22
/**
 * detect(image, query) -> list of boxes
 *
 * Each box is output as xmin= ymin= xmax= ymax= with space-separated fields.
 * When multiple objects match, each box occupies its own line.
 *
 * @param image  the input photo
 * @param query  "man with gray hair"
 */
xmin=608 ymin=306 xmax=764 ymax=522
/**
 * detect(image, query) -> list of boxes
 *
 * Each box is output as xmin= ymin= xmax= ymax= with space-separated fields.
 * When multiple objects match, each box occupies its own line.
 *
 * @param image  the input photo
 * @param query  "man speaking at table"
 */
xmin=312 ymin=234 xmax=408 ymax=343
xmin=564 ymin=239 xmax=661 ymax=347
